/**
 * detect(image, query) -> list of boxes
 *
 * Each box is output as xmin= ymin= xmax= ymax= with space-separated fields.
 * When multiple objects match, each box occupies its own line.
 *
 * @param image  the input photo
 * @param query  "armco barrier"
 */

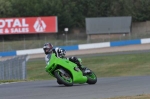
xmin=16 ymin=45 xmax=79 ymax=56
xmin=78 ymin=42 xmax=110 ymax=50
xmin=141 ymin=38 xmax=150 ymax=44
xmin=0 ymin=51 xmax=16 ymax=57
xmin=16 ymin=48 xmax=43 ymax=56
xmin=59 ymin=45 xmax=79 ymax=51
xmin=0 ymin=38 xmax=150 ymax=57
xmin=110 ymin=39 xmax=141 ymax=47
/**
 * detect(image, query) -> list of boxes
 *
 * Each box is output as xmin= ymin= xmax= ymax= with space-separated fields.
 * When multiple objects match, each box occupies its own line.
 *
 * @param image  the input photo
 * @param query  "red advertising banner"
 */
xmin=0 ymin=16 xmax=58 ymax=35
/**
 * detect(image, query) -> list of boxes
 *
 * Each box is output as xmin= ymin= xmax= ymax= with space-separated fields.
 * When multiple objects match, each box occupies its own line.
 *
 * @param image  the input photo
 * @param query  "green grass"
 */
xmin=26 ymin=60 xmax=51 ymax=80
xmin=88 ymin=53 xmax=150 ymax=77
xmin=26 ymin=52 xmax=150 ymax=80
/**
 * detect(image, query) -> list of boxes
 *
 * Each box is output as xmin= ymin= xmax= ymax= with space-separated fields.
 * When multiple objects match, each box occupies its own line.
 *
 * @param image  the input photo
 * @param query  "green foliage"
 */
xmin=0 ymin=0 xmax=150 ymax=29
xmin=0 ymin=0 xmax=12 ymax=17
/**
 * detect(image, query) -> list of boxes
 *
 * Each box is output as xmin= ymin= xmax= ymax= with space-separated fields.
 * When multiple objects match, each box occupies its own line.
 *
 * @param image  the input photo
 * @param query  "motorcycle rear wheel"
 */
xmin=86 ymin=70 xmax=97 ymax=84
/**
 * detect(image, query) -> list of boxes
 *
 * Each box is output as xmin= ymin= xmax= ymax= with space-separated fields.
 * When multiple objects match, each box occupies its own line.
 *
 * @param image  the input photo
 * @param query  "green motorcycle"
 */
xmin=45 ymin=53 xmax=97 ymax=86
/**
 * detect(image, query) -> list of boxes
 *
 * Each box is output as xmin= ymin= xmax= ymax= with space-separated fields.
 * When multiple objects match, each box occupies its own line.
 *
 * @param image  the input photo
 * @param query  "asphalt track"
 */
xmin=0 ymin=76 xmax=150 ymax=99
xmin=1 ymin=44 xmax=150 ymax=99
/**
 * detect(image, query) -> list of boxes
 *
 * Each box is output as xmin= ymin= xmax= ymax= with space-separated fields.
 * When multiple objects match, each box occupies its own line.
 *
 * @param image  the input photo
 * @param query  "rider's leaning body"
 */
xmin=43 ymin=43 xmax=91 ymax=74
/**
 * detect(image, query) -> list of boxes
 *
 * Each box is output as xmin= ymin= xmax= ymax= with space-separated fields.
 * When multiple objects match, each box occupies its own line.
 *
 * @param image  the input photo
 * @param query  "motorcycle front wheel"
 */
xmin=54 ymin=69 xmax=73 ymax=86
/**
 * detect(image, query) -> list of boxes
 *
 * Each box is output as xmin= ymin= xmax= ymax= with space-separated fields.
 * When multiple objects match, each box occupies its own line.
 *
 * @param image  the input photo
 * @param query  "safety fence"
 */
xmin=1 ymin=37 xmax=150 ymax=57
xmin=0 ymin=55 xmax=29 ymax=80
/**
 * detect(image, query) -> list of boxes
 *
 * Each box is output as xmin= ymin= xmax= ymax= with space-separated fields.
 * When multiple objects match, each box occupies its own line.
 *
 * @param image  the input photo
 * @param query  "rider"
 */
xmin=43 ymin=42 xmax=91 ymax=74
xmin=43 ymin=43 xmax=62 ymax=64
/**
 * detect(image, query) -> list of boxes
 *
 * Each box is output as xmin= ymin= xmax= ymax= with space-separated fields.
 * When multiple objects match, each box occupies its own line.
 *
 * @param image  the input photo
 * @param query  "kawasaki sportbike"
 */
xmin=45 ymin=53 xmax=97 ymax=86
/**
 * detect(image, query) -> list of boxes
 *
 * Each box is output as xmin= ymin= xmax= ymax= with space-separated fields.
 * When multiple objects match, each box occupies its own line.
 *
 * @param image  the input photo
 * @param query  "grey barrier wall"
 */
xmin=0 ymin=55 xmax=29 ymax=80
xmin=85 ymin=16 xmax=132 ymax=34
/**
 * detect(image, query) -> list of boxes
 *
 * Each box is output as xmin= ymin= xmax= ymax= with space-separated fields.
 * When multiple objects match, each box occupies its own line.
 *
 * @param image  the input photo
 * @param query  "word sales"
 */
xmin=0 ymin=19 xmax=29 ymax=33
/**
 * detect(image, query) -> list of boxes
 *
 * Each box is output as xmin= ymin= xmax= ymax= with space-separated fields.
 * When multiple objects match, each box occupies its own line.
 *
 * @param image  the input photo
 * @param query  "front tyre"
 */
xmin=57 ymin=80 xmax=63 ymax=85
xmin=54 ymin=69 xmax=73 ymax=86
xmin=86 ymin=70 xmax=97 ymax=84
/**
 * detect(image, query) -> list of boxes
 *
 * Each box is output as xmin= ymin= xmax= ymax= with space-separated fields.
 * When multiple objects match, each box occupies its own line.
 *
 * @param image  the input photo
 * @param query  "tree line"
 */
xmin=0 ymin=0 xmax=150 ymax=31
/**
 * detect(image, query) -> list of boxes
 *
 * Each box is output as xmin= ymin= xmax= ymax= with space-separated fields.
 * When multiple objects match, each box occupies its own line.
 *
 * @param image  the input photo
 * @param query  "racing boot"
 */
xmin=78 ymin=64 xmax=91 ymax=75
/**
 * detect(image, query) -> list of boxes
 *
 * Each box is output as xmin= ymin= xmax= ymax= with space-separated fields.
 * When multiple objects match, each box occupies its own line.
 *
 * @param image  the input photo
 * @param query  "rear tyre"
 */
xmin=54 ymin=69 xmax=73 ymax=86
xmin=86 ymin=70 xmax=97 ymax=84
